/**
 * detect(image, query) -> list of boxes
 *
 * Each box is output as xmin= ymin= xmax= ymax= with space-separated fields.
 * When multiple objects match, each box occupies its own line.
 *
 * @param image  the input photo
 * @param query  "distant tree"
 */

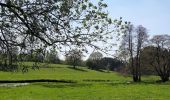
xmin=100 ymin=57 xmax=123 ymax=71
xmin=0 ymin=46 xmax=18 ymax=71
xmin=150 ymin=35 xmax=170 ymax=82
xmin=86 ymin=51 xmax=103 ymax=70
xmin=65 ymin=49 xmax=83 ymax=68
xmin=86 ymin=59 xmax=93 ymax=69
xmin=20 ymin=52 xmax=32 ymax=62
xmin=89 ymin=52 xmax=103 ymax=60
xmin=32 ymin=49 xmax=44 ymax=62
xmin=45 ymin=48 xmax=60 ymax=64
xmin=100 ymin=57 xmax=112 ymax=71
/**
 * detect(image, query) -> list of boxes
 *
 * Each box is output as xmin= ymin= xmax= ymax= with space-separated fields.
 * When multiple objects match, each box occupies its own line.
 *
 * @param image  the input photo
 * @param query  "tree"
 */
xmin=134 ymin=25 xmax=148 ymax=81
xmin=45 ymin=48 xmax=60 ymax=64
xmin=0 ymin=46 xmax=18 ymax=71
xmin=86 ymin=51 xmax=103 ymax=70
xmin=89 ymin=51 xmax=103 ymax=60
xmin=100 ymin=57 xmax=123 ymax=71
xmin=150 ymin=35 xmax=170 ymax=82
xmin=0 ymin=0 xmax=113 ymax=71
xmin=139 ymin=46 xmax=156 ymax=75
xmin=65 ymin=49 xmax=83 ymax=68
xmin=115 ymin=20 xmax=148 ymax=82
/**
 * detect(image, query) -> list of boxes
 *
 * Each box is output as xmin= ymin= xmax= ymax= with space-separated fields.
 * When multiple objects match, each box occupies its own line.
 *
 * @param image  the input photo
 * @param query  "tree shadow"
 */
xmin=67 ymin=67 xmax=88 ymax=72
xmin=40 ymin=80 xmax=170 ymax=89
xmin=41 ymin=64 xmax=65 ymax=69
xmin=106 ymin=80 xmax=170 ymax=86
xmin=83 ymin=79 xmax=113 ymax=82
xmin=38 ymin=82 xmax=92 ymax=88
xmin=95 ymin=69 xmax=110 ymax=73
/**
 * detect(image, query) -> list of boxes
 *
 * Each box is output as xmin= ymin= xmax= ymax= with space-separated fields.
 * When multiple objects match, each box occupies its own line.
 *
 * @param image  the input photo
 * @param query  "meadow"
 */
xmin=0 ymin=62 xmax=170 ymax=100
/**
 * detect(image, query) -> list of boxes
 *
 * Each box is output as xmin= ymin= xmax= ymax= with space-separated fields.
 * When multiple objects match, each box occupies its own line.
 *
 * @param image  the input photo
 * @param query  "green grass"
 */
xmin=0 ymin=62 xmax=169 ymax=100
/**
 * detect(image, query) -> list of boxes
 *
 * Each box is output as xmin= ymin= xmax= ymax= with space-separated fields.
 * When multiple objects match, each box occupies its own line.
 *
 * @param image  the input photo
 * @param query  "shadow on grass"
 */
xmin=83 ymin=79 xmax=113 ymax=82
xmin=106 ymin=80 xmax=170 ymax=86
xmin=39 ymin=80 xmax=170 ymax=89
xmin=38 ymin=83 xmax=92 ymax=88
xmin=95 ymin=69 xmax=110 ymax=73
xmin=67 ymin=67 xmax=88 ymax=72
xmin=41 ymin=65 xmax=65 ymax=69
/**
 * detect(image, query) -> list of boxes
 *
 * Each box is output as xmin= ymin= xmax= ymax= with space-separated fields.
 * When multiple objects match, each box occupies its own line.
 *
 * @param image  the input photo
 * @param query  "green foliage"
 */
xmin=86 ymin=59 xmax=101 ymax=70
xmin=0 ymin=46 xmax=18 ymax=71
xmin=140 ymin=46 xmax=156 ymax=75
xmin=100 ymin=57 xmax=124 ymax=71
xmin=151 ymin=36 xmax=170 ymax=82
xmin=86 ymin=57 xmax=123 ymax=71
xmin=20 ymin=49 xmax=44 ymax=63
xmin=86 ymin=51 xmax=103 ymax=70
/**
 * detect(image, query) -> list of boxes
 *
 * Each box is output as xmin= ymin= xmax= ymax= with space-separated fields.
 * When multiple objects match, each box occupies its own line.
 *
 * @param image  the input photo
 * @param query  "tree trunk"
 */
xmin=161 ymin=76 xmax=169 ymax=82
xmin=133 ymin=75 xmax=141 ymax=82
xmin=73 ymin=65 xmax=76 ymax=69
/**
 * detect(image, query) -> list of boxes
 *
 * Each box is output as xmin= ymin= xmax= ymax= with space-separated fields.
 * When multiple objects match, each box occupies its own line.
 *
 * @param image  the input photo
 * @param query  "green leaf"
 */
xmin=95 ymin=25 xmax=99 ymax=29
xmin=82 ymin=5 xmax=87 ymax=10
xmin=86 ymin=15 xmax=90 ymax=20
xmin=82 ymin=20 xmax=87 ymax=27
xmin=101 ymin=4 xmax=107 ymax=8
xmin=108 ymin=18 xmax=112 ymax=24
xmin=89 ymin=3 xmax=93 ymax=7
xmin=93 ymin=6 xmax=97 ymax=9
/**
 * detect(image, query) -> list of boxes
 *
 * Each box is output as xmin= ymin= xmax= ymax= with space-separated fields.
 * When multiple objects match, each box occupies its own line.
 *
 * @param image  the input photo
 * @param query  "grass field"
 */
xmin=0 ymin=62 xmax=170 ymax=100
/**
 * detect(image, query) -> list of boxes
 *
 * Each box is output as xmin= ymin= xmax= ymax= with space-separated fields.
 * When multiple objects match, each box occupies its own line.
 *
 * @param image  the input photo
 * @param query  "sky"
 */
xmin=103 ymin=0 xmax=170 ymax=36
xmin=60 ymin=0 xmax=170 ymax=60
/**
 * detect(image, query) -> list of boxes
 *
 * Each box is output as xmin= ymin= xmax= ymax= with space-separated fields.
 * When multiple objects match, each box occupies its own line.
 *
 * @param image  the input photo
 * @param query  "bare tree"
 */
xmin=150 ymin=35 xmax=170 ymax=82
xmin=116 ymin=20 xmax=148 ymax=82
xmin=134 ymin=25 xmax=148 ymax=81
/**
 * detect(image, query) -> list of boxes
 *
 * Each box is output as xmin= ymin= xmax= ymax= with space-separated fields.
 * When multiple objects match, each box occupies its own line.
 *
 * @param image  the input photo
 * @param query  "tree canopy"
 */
xmin=0 ymin=0 xmax=113 ymax=51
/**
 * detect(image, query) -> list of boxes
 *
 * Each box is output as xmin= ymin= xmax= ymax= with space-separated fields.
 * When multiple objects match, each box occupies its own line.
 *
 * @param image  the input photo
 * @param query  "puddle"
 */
xmin=0 ymin=83 xmax=30 ymax=87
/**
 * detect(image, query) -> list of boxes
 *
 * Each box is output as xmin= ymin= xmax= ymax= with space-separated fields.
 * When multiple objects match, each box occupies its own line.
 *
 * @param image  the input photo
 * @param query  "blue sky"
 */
xmin=103 ymin=0 xmax=170 ymax=36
